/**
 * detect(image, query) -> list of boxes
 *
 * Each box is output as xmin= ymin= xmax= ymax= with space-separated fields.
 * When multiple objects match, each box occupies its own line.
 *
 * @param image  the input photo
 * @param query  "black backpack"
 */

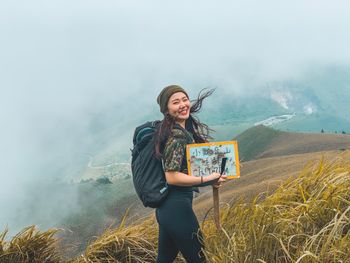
xmin=131 ymin=121 xmax=191 ymax=208
xmin=131 ymin=121 xmax=167 ymax=208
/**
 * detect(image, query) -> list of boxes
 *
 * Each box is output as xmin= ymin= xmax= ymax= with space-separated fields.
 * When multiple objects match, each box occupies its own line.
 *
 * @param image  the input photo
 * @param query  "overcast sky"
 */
xmin=1 ymin=0 xmax=350 ymax=234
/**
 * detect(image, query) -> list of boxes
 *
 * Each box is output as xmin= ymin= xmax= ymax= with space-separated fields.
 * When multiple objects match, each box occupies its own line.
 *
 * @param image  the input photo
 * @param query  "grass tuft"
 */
xmin=0 ymin=225 xmax=61 ymax=263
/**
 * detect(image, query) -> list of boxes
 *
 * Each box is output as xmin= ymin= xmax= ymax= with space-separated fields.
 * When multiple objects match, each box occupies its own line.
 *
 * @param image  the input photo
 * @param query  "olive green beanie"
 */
xmin=157 ymin=85 xmax=189 ymax=114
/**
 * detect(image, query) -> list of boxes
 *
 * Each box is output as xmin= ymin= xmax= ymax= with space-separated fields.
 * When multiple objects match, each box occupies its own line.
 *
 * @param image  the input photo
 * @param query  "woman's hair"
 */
xmin=154 ymin=88 xmax=215 ymax=158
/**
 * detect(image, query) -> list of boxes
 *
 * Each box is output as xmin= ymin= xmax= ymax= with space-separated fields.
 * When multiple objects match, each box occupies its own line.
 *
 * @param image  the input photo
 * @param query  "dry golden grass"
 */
xmin=0 ymin=226 xmax=61 ymax=263
xmin=73 ymin=151 xmax=350 ymax=263
xmin=203 ymin=152 xmax=350 ymax=262
xmin=73 ymin=216 xmax=158 ymax=263
xmin=2 ymin=151 xmax=350 ymax=262
xmin=73 ymin=215 xmax=185 ymax=263
xmin=194 ymin=150 xmax=350 ymax=219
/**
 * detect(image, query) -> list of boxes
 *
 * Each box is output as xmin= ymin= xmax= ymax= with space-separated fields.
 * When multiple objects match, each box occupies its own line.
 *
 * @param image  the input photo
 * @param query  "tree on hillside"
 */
xmin=96 ymin=177 xmax=112 ymax=185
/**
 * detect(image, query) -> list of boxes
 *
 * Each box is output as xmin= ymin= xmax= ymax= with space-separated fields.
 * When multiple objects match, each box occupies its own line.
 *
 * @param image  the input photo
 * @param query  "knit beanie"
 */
xmin=157 ymin=85 xmax=189 ymax=114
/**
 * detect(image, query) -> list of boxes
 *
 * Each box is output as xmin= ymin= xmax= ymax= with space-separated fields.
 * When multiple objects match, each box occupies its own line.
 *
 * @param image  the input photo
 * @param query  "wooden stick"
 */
xmin=213 ymin=187 xmax=221 ymax=230
xmin=213 ymin=157 xmax=226 ymax=230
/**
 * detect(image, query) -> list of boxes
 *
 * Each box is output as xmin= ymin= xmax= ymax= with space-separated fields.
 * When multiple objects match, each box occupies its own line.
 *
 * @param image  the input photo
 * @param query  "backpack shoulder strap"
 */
xmin=133 ymin=120 xmax=161 ymax=145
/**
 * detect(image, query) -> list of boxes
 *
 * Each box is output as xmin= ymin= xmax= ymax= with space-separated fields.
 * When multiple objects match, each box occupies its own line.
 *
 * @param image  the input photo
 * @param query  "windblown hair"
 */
xmin=154 ymin=88 xmax=215 ymax=158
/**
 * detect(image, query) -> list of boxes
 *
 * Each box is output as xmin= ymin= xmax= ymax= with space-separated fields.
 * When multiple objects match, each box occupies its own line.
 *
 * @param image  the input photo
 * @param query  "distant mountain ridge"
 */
xmin=235 ymin=125 xmax=350 ymax=162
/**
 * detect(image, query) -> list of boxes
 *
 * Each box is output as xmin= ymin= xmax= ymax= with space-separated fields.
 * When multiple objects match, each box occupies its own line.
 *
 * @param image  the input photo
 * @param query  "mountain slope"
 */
xmin=194 ymin=149 xmax=350 ymax=219
xmin=234 ymin=125 xmax=282 ymax=161
xmin=60 ymin=126 xmax=350 ymax=257
xmin=70 ymin=149 xmax=350 ymax=263
xmin=235 ymin=125 xmax=350 ymax=161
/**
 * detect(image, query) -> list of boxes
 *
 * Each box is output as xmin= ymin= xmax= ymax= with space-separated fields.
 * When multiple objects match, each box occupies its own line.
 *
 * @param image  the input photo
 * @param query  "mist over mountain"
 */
xmin=266 ymin=66 xmax=350 ymax=132
xmin=181 ymin=66 xmax=348 ymax=142
xmin=1 ymin=64 xmax=349 ymax=238
xmin=1 ymin=0 xmax=350 ymax=241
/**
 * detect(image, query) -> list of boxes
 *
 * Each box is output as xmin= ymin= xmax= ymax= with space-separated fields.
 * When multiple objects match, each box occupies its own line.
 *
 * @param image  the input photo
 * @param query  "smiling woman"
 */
xmin=153 ymin=85 xmax=227 ymax=263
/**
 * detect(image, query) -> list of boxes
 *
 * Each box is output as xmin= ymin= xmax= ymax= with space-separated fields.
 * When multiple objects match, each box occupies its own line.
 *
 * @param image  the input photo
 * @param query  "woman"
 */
xmin=154 ymin=85 xmax=227 ymax=263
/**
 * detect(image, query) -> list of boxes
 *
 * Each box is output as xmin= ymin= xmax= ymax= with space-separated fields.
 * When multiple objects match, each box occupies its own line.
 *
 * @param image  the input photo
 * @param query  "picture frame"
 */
xmin=186 ymin=141 xmax=240 ymax=179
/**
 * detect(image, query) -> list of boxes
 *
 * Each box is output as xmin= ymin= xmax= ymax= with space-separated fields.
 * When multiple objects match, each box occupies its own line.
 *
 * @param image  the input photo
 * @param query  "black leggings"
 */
xmin=155 ymin=188 xmax=206 ymax=263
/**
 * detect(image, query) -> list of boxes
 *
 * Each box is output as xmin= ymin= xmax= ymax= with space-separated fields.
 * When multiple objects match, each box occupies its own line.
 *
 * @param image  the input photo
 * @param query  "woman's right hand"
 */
xmin=205 ymin=173 xmax=227 ymax=183
xmin=205 ymin=172 xmax=221 ymax=182
xmin=193 ymin=173 xmax=227 ymax=187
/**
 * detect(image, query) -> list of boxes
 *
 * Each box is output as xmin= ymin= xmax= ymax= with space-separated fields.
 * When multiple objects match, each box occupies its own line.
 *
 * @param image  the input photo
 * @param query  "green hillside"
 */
xmin=234 ymin=124 xmax=350 ymax=162
xmin=234 ymin=125 xmax=283 ymax=161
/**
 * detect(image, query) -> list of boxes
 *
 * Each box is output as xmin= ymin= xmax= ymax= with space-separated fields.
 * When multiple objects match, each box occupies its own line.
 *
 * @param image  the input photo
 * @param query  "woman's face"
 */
xmin=167 ymin=92 xmax=191 ymax=122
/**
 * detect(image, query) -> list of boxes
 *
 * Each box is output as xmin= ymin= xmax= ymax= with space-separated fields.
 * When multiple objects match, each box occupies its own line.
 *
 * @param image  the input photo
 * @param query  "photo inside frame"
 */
xmin=186 ymin=141 xmax=240 ymax=179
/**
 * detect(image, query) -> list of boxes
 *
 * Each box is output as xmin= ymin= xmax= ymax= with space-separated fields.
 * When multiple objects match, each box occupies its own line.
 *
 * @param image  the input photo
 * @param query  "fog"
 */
xmin=1 ymin=0 xmax=350 ymax=235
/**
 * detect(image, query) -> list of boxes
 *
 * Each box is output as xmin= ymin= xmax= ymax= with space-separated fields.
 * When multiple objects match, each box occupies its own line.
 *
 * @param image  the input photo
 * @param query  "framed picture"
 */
xmin=186 ymin=141 xmax=240 ymax=179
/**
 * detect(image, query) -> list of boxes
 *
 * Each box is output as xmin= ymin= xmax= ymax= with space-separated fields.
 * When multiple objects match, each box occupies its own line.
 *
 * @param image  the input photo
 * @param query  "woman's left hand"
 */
xmin=212 ymin=175 xmax=227 ymax=188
